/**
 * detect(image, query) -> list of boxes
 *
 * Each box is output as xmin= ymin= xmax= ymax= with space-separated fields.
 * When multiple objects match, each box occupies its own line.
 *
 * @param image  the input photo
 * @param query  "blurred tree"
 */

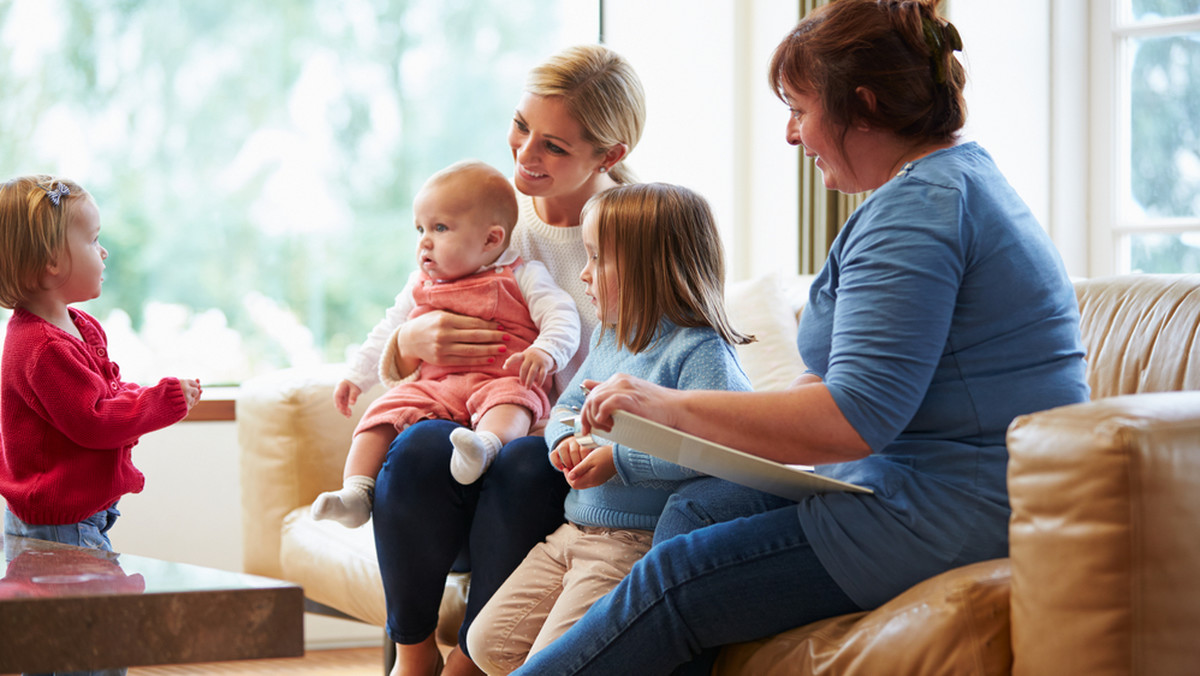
xmin=0 ymin=0 xmax=590 ymax=382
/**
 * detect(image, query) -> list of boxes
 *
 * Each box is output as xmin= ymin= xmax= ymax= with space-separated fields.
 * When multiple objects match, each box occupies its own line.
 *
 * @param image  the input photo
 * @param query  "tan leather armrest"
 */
xmin=1007 ymin=391 xmax=1200 ymax=676
xmin=237 ymin=365 xmax=371 ymax=578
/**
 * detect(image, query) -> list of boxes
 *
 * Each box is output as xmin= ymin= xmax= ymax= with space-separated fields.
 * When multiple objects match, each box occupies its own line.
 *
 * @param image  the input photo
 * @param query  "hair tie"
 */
xmin=922 ymin=17 xmax=963 ymax=84
xmin=41 ymin=183 xmax=70 ymax=207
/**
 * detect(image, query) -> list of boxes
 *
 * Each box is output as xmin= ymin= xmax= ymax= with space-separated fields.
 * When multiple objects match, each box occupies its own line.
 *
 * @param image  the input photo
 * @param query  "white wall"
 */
xmin=603 ymin=0 xmax=800 ymax=281
xmin=953 ymin=1 xmax=1052 ymax=231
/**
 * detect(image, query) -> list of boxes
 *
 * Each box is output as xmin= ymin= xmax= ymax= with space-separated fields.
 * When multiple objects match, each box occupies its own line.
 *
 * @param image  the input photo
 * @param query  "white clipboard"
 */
xmin=604 ymin=411 xmax=873 ymax=501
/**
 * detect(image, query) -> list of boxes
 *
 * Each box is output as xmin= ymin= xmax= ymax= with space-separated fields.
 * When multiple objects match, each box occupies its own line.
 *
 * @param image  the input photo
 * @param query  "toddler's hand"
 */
xmin=504 ymin=347 xmax=555 ymax=388
xmin=550 ymin=437 xmax=598 ymax=472
xmin=566 ymin=446 xmax=616 ymax=489
xmin=180 ymin=379 xmax=202 ymax=410
xmin=333 ymin=380 xmax=362 ymax=418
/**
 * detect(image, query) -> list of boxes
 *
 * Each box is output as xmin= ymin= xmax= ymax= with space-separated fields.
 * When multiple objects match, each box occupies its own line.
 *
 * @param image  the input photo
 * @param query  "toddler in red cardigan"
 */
xmin=0 ymin=175 xmax=202 ymax=553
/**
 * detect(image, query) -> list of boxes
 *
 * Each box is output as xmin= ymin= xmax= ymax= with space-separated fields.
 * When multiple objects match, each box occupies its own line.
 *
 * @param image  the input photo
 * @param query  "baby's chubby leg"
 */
xmin=312 ymin=426 xmax=396 ymax=528
xmin=449 ymin=404 xmax=534 ymax=485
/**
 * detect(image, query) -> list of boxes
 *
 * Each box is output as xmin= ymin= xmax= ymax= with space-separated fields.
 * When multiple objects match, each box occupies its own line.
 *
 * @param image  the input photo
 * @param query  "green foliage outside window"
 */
xmin=0 ymin=0 xmax=589 ymax=384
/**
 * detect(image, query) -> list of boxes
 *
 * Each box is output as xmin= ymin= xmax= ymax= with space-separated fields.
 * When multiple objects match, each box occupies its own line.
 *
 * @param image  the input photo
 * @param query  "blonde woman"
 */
xmin=371 ymin=45 xmax=645 ymax=676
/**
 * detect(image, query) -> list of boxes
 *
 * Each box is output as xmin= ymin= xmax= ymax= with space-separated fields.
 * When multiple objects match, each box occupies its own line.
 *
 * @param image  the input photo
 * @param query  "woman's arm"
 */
xmin=579 ymin=374 xmax=870 ymax=467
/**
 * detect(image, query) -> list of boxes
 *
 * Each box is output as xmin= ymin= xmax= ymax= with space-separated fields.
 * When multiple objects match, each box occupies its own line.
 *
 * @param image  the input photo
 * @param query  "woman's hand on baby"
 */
xmin=397 ymin=310 xmax=506 ymax=367
xmin=505 ymin=346 xmax=555 ymax=388
xmin=333 ymin=380 xmax=362 ymax=418
xmin=579 ymin=374 xmax=678 ymax=436
xmin=180 ymin=379 xmax=202 ymax=410
xmin=566 ymin=446 xmax=616 ymax=489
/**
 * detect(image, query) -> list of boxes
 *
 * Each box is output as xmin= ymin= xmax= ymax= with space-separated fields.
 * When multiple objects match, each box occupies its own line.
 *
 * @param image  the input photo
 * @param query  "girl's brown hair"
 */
xmin=582 ymin=183 xmax=753 ymax=353
xmin=526 ymin=44 xmax=646 ymax=185
xmin=0 ymin=175 xmax=88 ymax=309
xmin=769 ymin=0 xmax=966 ymax=148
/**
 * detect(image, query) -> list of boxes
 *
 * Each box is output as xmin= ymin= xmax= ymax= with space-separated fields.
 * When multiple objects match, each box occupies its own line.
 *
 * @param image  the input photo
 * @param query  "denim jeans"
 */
xmin=513 ymin=478 xmax=862 ymax=675
xmin=4 ymin=504 xmax=119 ymax=552
xmin=4 ymin=505 xmax=126 ymax=676
xmin=371 ymin=419 xmax=569 ymax=656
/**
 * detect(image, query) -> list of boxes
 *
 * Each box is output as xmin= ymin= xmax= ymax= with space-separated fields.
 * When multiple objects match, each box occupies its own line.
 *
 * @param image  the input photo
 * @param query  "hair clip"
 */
xmin=923 ymin=18 xmax=963 ymax=84
xmin=41 ymin=183 xmax=70 ymax=207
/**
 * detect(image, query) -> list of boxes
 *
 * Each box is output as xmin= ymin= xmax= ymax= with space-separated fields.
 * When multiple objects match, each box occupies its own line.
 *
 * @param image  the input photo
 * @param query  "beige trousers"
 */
xmin=466 ymin=522 xmax=654 ymax=675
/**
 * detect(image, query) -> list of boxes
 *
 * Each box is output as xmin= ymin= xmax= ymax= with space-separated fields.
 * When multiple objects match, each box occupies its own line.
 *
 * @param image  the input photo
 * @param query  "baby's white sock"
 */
xmin=311 ymin=475 xmax=376 ymax=528
xmin=449 ymin=428 xmax=501 ymax=484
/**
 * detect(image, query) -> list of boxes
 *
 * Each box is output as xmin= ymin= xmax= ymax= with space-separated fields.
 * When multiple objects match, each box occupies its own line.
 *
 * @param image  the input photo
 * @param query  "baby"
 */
xmin=312 ymin=160 xmax=580 ymax=528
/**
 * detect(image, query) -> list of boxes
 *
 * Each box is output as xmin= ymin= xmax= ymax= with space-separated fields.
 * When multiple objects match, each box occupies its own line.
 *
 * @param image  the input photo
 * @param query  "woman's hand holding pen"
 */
xmin=577 ymin=373 xmax=679 ymax=437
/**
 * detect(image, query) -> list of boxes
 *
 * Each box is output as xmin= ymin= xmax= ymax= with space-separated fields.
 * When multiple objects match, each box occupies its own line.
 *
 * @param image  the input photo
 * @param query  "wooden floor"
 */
xmin=126 ymin=648 xmax=385 ymax=675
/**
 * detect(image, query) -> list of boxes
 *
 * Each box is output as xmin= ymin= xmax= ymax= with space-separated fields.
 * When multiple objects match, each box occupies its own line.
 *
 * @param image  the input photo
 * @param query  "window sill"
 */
xmin=184 ymin=386 xmax=238 ymax=422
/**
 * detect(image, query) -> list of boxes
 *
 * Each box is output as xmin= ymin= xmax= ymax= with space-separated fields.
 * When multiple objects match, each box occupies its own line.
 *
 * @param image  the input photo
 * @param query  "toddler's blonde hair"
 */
xmin=0 ymin=175 xmax=88 ymax=309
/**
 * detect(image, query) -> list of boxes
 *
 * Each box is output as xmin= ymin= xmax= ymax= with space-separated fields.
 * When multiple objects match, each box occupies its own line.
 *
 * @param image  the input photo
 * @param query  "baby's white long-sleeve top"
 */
xmin=342 ymin=247 xmax=581 ymax=393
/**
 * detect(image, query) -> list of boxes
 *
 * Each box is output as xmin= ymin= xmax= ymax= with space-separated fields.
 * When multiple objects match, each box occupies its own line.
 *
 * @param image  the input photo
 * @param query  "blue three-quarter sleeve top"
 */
xmin=796 ymin=142 xmax=1090 ymax=609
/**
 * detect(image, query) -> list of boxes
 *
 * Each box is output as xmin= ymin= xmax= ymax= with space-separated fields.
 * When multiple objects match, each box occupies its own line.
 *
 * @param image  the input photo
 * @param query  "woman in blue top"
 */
xmin=513 ymin=2 xmax=1091 ymax=674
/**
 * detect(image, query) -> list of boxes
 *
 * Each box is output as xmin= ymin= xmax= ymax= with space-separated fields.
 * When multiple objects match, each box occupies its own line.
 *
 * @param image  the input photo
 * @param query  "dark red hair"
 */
xmin=769 ymin=0 xmax=966 ymax=148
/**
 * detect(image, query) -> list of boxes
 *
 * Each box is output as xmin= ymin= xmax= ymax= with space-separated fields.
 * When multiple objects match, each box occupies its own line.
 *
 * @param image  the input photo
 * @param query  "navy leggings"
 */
xmin=371 ymin=419 xmax=569 ymax=655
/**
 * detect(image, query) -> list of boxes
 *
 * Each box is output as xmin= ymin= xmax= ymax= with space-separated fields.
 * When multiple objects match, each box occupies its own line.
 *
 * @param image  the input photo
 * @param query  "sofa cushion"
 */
xmin=1075 ymin=274 xmax=1200 ymax=398
xmin=712 ymin=558 xmax=1012 ymax=676
xmin=281 ymin=507 xmax=387 ymax=626
xmin=724 ymin=272 xmax=813 ymax=392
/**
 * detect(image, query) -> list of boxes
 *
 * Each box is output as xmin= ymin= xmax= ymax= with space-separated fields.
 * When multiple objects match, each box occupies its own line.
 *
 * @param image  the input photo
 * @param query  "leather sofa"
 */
xmin=239 ymin=273 xmax=1200 ymax=674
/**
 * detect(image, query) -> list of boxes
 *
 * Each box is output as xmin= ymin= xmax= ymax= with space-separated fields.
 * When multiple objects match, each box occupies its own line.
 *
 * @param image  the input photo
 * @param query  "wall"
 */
xmin=602 ymin=0 xmax=801 ymax=281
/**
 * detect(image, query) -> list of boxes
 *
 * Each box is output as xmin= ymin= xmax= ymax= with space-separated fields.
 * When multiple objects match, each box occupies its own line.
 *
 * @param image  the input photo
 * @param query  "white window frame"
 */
xmin=1089 ymin=0 xmax=1200 ymax=274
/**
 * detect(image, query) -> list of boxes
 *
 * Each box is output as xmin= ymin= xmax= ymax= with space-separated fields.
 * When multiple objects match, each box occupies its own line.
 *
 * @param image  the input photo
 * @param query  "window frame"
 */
xmin=1089 ymin=0 xmax=1200 ymax=274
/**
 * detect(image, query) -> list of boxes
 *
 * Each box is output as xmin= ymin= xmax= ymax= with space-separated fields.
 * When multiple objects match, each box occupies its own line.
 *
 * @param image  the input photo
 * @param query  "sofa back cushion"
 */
xmin=1075 ymin=274 xmax=1200 ymax=399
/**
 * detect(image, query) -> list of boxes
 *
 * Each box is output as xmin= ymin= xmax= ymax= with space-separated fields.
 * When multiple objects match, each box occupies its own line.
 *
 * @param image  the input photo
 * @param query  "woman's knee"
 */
xmin=374 ymin=419 xmax=460 ymax=516
xmin=655 ymin=478 xmax=794 ymax=545
xmin=484 ymin=435 xmax=566 ymax=496
xmin=379 ymin=421 xmax=456 ymax=479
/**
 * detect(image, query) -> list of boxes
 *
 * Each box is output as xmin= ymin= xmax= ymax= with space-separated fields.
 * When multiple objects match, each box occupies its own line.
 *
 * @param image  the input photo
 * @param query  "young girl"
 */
xmin=0 ymin=175 xmax=202 ymax=555
xmin=466 ymin=182 xmax=754 ymax=675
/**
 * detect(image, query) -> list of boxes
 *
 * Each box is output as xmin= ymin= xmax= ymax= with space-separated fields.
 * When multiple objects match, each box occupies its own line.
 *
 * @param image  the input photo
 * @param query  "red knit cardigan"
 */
xmin=1 ymin=307 xmax=189 ymax=524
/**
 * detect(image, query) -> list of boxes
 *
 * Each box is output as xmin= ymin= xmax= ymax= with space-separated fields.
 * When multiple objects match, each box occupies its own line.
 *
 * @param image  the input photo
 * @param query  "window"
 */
xmin=1094 ymin=0 xmax=1200 ymax=273
xmin=0 ymin=0 xmax=598 ymax=385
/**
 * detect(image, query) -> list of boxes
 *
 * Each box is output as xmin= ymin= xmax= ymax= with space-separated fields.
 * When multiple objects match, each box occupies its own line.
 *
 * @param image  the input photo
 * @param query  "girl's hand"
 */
xmin=579 ymin=374 xmax=679 ymax=436
xmin=333 ymin=380 xmax=362 ymax=418
xmin=550 ymin=437 xmax=598 ymax=472
xmin=505 ymin=347 xmax=555 ymax=388
xmin=397 ymin=309 xmax=508 ymax=368
xmin=566 ymin=446 xmax=616 ymax=489
xmin=180 ymin=379 xmax=202 ymax=410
